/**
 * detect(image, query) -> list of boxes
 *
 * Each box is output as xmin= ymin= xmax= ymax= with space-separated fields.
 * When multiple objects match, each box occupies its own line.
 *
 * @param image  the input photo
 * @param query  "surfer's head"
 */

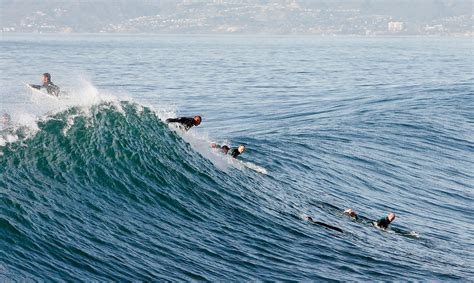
xmin=237 ymin=144 xmax=245 ymax=154
xmin=193 ymin=115 xmax=202 ymax=126
xmin=42 ymin=73 xmax=51 ymax=83
xmin=387 ymin=213 xmax=396 ymax=222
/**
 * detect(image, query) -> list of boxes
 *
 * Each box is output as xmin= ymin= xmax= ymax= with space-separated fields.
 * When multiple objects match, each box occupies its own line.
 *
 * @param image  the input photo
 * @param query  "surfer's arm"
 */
xmin=165 ymin=117 xmax=194 ymax=131
xmin=29 ymin=84 xmax=42 ymax=90
xmin=166 ymin=117 xmax=190 ymax=124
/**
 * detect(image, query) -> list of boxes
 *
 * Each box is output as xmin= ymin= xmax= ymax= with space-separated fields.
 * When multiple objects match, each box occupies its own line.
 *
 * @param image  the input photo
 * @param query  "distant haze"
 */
xmin=1 ymin=0 xmax=472 ymax=35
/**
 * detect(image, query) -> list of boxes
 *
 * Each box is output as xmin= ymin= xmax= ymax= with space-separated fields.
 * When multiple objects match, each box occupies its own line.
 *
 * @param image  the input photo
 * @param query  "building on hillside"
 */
xmin=388 ymin=21 xmax=404 ymax=32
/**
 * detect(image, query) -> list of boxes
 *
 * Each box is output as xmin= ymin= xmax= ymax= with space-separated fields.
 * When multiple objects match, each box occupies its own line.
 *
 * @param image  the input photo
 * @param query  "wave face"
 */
xmin=1 ymin=102 xmax=272 ymax=280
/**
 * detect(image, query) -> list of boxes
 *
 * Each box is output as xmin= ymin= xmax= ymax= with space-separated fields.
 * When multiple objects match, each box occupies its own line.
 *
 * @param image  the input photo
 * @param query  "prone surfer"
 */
xmin=211 ymin=143 xmax=245 ymax=159
xmin=374 ymin=213 xmax=396 ymax=229
xmin=230 ymin=145 xmax=246 ymax=158
xmin=166 ymin=115 xmax=201 ymax=131
xmin=344 ymin=208 xmax=396 ymax=229
xmin=29 ymin=73 xmax=60 ymax=97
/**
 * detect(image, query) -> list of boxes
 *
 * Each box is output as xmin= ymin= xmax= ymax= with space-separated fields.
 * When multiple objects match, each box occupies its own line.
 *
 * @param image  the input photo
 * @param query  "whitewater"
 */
xmin=0 ymin=35 xmax=473 ymax=280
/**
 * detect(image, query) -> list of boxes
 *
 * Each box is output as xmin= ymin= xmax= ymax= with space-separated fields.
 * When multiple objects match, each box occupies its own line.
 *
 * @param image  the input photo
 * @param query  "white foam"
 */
xmin=409 ymin=231 xmax=420 ymax=238
xmin=0 ymin=134 xmax=19 ymax=148
xmin=237 ymin=160 xmax=268 ymax=175
xmin=175 ymin=126 xmax=267 ymax=174
xmin=177 ymin=128 xmax=233 ymax=172
xmin=15 ymin=112 xmax=40 ymax=132
xmin=28 ymin=79 xmax=122 ymax=117
xmin=0 ymin=79 xmax=123 ymax=149
xmin=5 ymin=79 xmax=269 ymax=178
xmin=5 ymin=134 xmax=19 ymax=143
xmin=154 ymin=105 xmax=178 ymax=122
xmin=62 ymin=113 xmax=81 ymax=136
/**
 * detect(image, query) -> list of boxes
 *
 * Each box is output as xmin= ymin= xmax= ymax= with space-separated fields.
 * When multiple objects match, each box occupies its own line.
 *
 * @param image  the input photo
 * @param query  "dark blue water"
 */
xmin=1 ymin=34 xmax=473 ymax=280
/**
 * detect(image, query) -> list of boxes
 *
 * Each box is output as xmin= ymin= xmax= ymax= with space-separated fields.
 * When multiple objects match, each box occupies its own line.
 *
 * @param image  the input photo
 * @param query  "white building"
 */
xmin=388 ymin=21 xmax=404 ymax=32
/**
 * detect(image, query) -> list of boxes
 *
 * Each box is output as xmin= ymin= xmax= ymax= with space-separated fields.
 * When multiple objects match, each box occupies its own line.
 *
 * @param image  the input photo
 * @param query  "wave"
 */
xmin=0 ymin=99 xmax=274 ymax=280
xmin=0 ymin=99 xmax=255 ymax=181
xmin=1 ymin=81 xmax=471 ymax=280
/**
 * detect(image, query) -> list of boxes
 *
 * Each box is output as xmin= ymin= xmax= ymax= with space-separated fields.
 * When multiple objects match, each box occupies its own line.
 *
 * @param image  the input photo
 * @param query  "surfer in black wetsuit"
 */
xmin=305 ymin=216 xmax=343 ymax=233
xmin=344 ymin=208 xmax=396 ymax=229
xmin=374 ymin=213 xmax=396 ymax=229
xmin=211 ymin=143 xmax=245 ymax=159
xmin=29 ymin=73 xmax=60 ymax=96
xmin=165 ymin=115 xmax=201 ymax=131
xmin=230 ymin=145 xmax=245 ymax=158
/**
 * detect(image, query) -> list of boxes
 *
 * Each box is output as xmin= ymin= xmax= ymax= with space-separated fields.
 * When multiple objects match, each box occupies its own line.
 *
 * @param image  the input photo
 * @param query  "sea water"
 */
xmin=0 ymin=34 xmax=473 ymax=280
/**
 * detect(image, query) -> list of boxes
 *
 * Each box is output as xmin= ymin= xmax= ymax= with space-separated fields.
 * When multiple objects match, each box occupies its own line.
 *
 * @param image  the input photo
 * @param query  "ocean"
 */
xmin=0 ymin=34 xmax=473 ymax=280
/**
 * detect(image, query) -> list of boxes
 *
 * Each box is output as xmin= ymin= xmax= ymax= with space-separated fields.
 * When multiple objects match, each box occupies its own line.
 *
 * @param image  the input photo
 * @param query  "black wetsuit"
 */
xmin=375 ymin=217 xmax=392 ymax=229
xmin=30 ymin=81 xmax=60 ymax=96
xmin=230 ymin=148 xmax=241 ymax=158
xmin=165 ymin=117 xmax=195 ymax=131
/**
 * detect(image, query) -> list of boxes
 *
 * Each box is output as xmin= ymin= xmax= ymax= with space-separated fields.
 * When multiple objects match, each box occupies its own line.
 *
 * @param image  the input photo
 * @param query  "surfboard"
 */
xmin=238 ymin=160 xmax=268 ymax=175
xmin=26 ymin=84 xmax=59 ymax=100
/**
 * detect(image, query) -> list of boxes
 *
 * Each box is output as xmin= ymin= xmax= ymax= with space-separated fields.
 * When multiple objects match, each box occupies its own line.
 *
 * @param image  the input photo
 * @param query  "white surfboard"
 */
xmin=26 ymin=84 xmax=59 ymax=100
xmin=237 ymin=160 xmax=268 ymax=175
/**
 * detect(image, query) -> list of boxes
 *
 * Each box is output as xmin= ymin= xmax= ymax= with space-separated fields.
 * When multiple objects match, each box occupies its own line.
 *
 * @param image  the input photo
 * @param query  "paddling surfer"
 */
xmin=166 ymin=115 xmax=202 ymax=131
xmin=344 ymin=209 xmax=396 ymax=229
xmin=211 ymin=143 xmax=246 ymax=159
